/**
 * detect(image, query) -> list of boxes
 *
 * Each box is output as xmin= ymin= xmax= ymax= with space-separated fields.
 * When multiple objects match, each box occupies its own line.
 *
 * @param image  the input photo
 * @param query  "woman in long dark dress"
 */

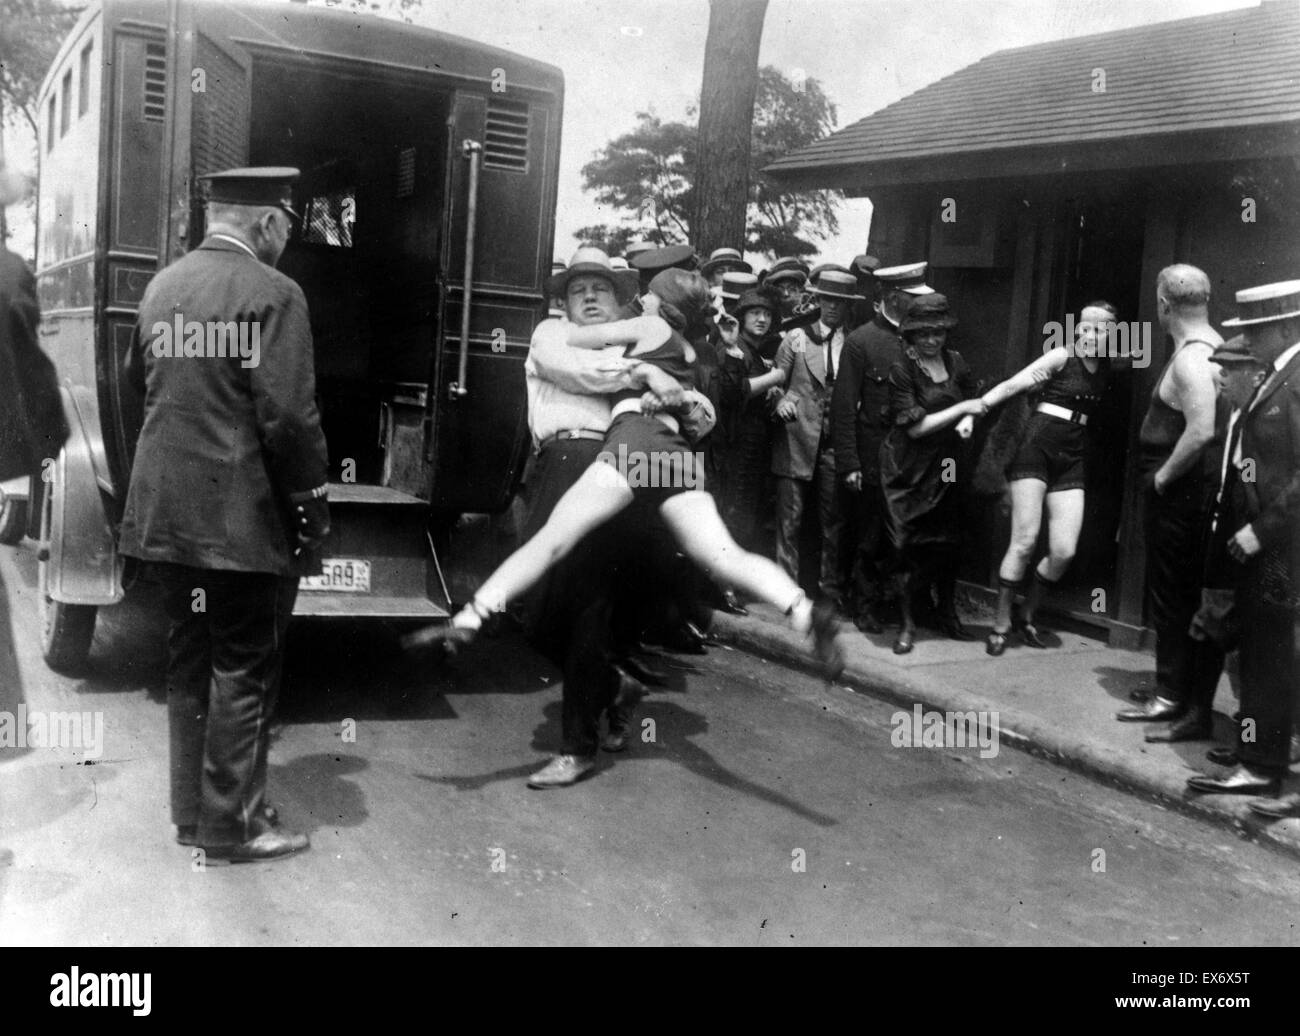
xmin=715 ymin=288 xmax=785 ymax=554
xmin=880 ymin=294 xmax=987 ymax=654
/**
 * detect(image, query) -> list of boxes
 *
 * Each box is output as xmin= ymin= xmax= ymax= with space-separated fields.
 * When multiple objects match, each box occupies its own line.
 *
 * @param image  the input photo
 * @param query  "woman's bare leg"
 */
xmin=1022 ymin=488 xmax=1085 ymax=623
xmin=657 ymin=491 xmax=809 ymax=629
xmin=468 ymin=462 xmax=634 ymax=617
xmin=993 ymin=478 xmax=1047 ymax=633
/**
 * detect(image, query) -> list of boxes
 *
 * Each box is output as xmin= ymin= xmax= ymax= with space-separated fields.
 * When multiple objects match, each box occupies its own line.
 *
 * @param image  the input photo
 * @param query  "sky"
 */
xmin=1 ymin=0 xmax=1263 ymax=263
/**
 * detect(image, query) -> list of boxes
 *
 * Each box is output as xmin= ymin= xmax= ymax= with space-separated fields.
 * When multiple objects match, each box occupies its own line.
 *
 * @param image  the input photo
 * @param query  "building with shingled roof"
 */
xmin=767 ymin=0 xmax=1300 ymax=646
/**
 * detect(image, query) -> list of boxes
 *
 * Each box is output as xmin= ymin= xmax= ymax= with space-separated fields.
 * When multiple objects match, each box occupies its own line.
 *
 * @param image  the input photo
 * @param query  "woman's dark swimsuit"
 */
xmin=1008 ymin=353 xmax=1108 ymax=492
xmin=601 ymin=325 xmax=702 ymax=506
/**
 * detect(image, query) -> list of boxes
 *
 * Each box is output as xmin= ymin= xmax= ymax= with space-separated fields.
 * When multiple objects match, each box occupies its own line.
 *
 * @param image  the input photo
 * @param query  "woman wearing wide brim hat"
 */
xmin=879 ymin=292 xmax=988 ymax=653
xmin=712 ymin=287 xmax=785 ymax=579
xmin=406 ymin=267 xmax=844 ymax=683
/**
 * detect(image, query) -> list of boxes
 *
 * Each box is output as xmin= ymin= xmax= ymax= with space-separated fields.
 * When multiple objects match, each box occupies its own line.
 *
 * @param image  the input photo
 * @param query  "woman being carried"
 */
xmin=979 ymin=301 xmax=1117 ymax=655
xmin=410 ymin=269 xmax=843 ymax=678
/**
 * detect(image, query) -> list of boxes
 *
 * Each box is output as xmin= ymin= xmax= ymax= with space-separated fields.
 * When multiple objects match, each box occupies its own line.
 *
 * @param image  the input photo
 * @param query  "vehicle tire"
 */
xmin=37 ymin=477 xmax=96 ymax=672
xmin=0 ymin=493 xmax=28 ymax=545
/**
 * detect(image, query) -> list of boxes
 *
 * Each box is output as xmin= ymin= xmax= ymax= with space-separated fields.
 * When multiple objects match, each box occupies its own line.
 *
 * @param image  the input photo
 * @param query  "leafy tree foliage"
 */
xmin=578 ymin=66 xmax=842 ymax=259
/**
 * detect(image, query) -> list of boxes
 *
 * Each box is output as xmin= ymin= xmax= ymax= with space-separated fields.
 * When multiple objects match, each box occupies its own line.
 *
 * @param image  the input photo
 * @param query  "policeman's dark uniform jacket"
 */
xmin=1212 ymin=300 xmax=1300 ymax=779
xmin=0 ymin=246 xmax=68 ymax=483
xmin=0 ymin=238 xmax=69 ymax=716
xmin=119 ymin=167 xmax=328 ymax=853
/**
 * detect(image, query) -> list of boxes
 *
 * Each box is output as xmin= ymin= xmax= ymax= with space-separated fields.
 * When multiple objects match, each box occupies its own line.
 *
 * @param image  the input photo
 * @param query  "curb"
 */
xmin=709 ymin=611 xmax=1300 ymax=862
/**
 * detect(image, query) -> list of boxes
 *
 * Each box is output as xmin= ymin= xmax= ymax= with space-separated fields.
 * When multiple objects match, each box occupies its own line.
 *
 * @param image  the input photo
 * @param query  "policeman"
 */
xmin=120 ymin=167 xmax=329 ymax=862
xmin=831 ymin=261 xmax=934 ymax=631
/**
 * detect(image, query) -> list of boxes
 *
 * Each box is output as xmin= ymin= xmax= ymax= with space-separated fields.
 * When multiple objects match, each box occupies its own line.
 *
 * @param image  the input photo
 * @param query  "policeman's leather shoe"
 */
xmin=1186 ymin=765 xmax=1280 ymax=796
xmin=1248 ymin=793 xmax=1300 ymax=819
xmin=203 ymin=828 xmax=310 ymax=862
xmin=1205 ymin=746 xmax=1239 ymax=766
xmin=527 ymin=754 xmax=597 ymax=789
xmin=1116 ymin=697 xmax=1184 ymax=723
xmin=720 ymin=590 xmax=749 ymax=617
xmin=892 ymin=628 xmax=915 ymax=655
xmin=1145 ymin=708 xmax=1212 ymax=743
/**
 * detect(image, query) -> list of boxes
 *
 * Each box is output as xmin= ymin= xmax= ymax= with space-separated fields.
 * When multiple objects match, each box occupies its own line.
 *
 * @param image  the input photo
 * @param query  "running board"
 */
xmin=293 ymin=594 xmax=449 ymax=619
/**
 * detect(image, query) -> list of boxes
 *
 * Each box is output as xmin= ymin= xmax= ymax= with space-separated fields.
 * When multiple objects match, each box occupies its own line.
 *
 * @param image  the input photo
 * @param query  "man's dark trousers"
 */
xmin=1144 ymin=476 xmax=1225 ymax=711
xmin=151 ymin=562 xmax=297 ymax=846
xmin=519 ymin=440 xmax=628 ymax=758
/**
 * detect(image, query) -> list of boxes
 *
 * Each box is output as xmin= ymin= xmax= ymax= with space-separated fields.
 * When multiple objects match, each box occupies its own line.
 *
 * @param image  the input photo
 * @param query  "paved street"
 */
xmin=2 ymin=540 xmax=1299 ymax=946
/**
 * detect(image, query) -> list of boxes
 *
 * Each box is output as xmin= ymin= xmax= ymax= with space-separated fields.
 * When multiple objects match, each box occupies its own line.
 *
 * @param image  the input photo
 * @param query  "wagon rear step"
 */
xmin=292 ymin=482 xmax=449 ymax=620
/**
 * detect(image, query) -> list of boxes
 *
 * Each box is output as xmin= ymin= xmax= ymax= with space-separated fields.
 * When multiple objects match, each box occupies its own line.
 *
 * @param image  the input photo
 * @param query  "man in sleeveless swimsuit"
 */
xmin=1117 ymin=265 xmax=1225 ymax=742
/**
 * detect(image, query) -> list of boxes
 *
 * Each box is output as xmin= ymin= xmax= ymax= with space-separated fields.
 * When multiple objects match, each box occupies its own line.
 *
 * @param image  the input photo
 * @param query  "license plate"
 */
xmin=300 ymin=558 xmax=371 ymax=593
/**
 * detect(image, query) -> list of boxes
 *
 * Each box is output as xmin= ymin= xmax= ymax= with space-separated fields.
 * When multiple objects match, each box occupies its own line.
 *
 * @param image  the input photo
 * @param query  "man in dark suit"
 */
xmin=772 ymin=269 xmax=862 ymax=609
xmin=1187 ymin=282 xmax=1300 ymax=806
xmin=120 ymin=168 xmax=329 ymax=861
xmin=831 ymin=262 xmax=933 ymax=632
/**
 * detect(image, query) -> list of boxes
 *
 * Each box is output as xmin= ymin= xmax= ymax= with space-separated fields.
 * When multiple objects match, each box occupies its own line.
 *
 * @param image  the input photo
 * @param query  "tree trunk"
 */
xmin=693 ymin=0 xmax=767 ymax=258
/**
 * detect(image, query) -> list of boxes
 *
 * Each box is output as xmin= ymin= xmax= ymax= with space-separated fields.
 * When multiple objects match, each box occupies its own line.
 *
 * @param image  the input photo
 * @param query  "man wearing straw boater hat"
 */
xmin=1187 ymin=281 xmax=1300 ymax=808
xmin=504 ymin=246 xmax=716 ymax=788
xmin=771 ymin=268 xmax=863 ymax=612
xmin=831 ymin=261 xmax=933 ymax=632
xmin=701 ymin=247 xmax=752 ymax=288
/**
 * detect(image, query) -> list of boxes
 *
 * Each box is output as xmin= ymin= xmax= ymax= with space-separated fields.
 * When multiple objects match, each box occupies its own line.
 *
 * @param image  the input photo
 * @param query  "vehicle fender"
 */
xmin=46 ymin=385 xmax=123 ymax=606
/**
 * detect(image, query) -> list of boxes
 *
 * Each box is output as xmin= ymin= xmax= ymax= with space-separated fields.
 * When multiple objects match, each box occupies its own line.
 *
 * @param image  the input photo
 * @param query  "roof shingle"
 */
xmin=766 ymin=1 xmax=1300 ymax=182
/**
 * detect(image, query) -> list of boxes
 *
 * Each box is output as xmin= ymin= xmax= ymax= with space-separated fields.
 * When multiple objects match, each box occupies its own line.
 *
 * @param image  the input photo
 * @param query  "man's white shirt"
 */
xmin=524 ymin=316 xmax=637 ymax=445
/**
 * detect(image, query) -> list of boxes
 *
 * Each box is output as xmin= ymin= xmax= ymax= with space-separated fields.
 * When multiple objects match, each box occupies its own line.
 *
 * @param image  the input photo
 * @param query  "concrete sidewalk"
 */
xmin=709 ymin=602 xmax=1300 ymax=860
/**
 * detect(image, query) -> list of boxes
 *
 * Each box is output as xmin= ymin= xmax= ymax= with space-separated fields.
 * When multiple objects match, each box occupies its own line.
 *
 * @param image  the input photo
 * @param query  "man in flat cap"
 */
xmin=120 ymin=167 xmax=329 ymax=861
xmin=831 ymin=261 xmax=933 ymax=632
xmin=1188 ymin=282 xmax=1300 ymax=807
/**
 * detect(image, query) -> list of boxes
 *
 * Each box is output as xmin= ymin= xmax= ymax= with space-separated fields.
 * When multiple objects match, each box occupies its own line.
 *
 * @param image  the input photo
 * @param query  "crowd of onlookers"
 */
xmin=536 ymin=243 xmax=1300 ymax=810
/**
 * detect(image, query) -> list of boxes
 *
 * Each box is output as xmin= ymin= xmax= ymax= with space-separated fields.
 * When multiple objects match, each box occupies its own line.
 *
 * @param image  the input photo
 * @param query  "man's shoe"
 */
xmin=600 ymin=727 xmax=629 ymax=753
xmin=1206 ymin=746 xmax=1239 ymax=766
xmin=1248 ymin=792 xmax=1300 ymax=819
xmin=620 ymin=654 xmax=669 ymax=687
xmin=660 ymin=621 xmax=708 ymax=655
xmin=720 ymin=589 xmax=749 ymax=617
xmin=808 ymin=600 xmax=845 ymax=682
xmin=527 ymin=754 xmax=597 ymax=789
xmin=892 ymin=628 xmax=915 ymax=655
xmin=1116 ymin=696 xmax=1184 ymax=723
xmin=1187 ymin=764 xmax=1280 ymax=796
xmin=202 ymin=828 xmax=310 ymax=862
xmin=1145 ymin=708 xmax=1212 ymax=743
